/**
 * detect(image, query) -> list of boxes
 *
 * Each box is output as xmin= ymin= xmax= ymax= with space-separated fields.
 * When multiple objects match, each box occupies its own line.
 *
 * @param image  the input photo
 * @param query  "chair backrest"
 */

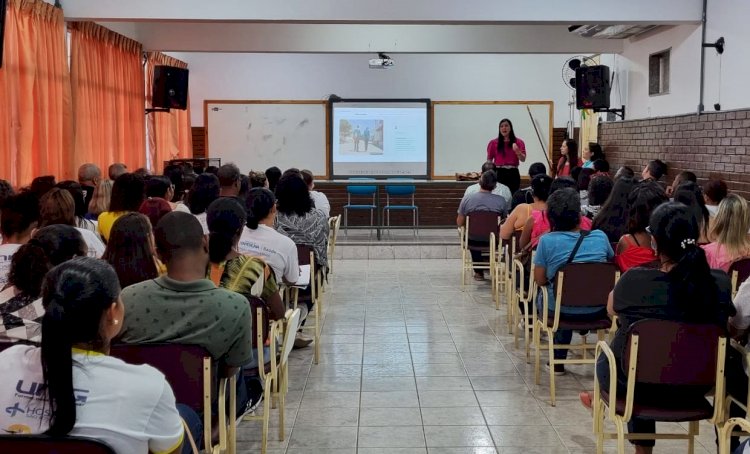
xmin=730 ymin=258 xmax=750 ymax=290
xmin=624 ymin=319 xmax=724 ymax=386
xmin=109 ymin=343 xmax=209 ymax=411
xmin=555 ymin=262 xmax=618 ymax=308
xmin=385 ymin=179 xmax=416 ymax=197
xmin=278 ymin=309 xmax=302 ymax=368
xmin=0 ymin=434 xmax=116 ymax=454
xmin=248 ymin=297 xmax=270 ymax=349
xmin=467 ymin=211 xmax=500 ymax=241
xmin=346 ymin=178 xmax=376 ymax=196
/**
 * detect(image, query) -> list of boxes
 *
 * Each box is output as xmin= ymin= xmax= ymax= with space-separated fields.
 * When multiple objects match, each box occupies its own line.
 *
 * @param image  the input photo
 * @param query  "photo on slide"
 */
xmin=338 ymin=119 xmax=384 ymax=155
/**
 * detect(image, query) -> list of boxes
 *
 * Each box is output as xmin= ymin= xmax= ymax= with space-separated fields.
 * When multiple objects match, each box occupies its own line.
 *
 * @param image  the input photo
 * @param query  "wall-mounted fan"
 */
xmin=562 ymin=55 xmax=596 ymax=138
xmin=562 ymin=55 xmax=597 ymax=91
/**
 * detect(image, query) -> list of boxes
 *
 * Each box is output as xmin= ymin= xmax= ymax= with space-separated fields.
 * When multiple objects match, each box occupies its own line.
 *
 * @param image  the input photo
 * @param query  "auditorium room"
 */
xmin=2 ymin=0 xmax=750 ymax=453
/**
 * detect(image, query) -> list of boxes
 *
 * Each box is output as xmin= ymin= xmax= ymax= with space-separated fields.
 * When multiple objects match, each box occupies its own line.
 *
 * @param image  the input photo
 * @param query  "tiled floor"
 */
xmin=236 ymin=259 xmax=719 ymax=453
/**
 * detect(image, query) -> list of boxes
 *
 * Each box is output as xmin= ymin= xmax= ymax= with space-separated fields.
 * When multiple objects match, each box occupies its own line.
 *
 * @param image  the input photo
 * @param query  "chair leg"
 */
xmin=594 ymin=399 xmax=605 ymax=454
xmin=461 ymin=249 xmax=467 ymax=288
xmin=313 ymin=300 xmax=321 ymax=365
xmin=278 ymin=369 xmax=286 ymax=441
xmin=524 ymin=303 xmax=532 ymax=363
xmin=547 ymin=332 xmax=556 ymax=406
xmin=344 ymin=209 xmax=348 ymax=237
xmin=534 ymin=323 xmax=541 ymax=385
xmin=260 ymin=379 xmax=272 ymax=454
xmin=688 ymin=420 xmax=699 ymax=454
xmin=614 ymin=417 xmax=626 ymax=454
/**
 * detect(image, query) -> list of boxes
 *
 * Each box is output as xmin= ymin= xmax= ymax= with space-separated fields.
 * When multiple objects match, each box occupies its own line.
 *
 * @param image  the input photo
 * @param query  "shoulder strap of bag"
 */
xmin=566 ymin=230 xmax=591 ymax=265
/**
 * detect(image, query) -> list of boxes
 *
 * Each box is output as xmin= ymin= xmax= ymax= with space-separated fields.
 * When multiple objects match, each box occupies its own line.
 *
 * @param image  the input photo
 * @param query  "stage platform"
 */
xmin=332 ymin=228 xmax=462 ymax=260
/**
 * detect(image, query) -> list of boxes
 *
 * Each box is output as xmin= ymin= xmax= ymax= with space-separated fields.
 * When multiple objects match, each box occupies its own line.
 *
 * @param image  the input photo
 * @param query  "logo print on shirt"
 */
xmin=5 ymin=403 xmax=24 ymax=417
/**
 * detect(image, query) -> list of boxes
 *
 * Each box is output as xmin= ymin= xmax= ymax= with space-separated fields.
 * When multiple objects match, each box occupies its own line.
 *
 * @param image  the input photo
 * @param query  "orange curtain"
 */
xmin=0 ymin=0 xmax=72 ymax=186
xmin=145 ymin=52 xmax=193 ymax=172
xmin=69 ymin=22 xmax=146 ymax=172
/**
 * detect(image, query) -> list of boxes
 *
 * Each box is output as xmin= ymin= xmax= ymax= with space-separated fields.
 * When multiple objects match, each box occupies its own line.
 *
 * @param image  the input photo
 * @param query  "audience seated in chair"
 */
xmin=702 ymin=194 xmax=750 ymax=272
xmin=274 ymin=172 xmax=329 ymax=271
xmin=457 ymin=170 xmax=509 ymax=281
xmin=520 ymin=177 xmax=592 ymax=250
xmin=615 ymin=181 xmax=667 ymax=272
xmin=102 ymin=213 xmax=163 ymax=288
xmin=640 ymin=159 xmax=667 ymax=184
xmin=117 ymin=211 xmax=260 ymax=426
xmin=39 ymin=188 xmax=105 ymax=258
xmin=186 ymin=173 xmax=220 ymax=234
xmin=704 ymin=178 xmax=729 ymax=218
xmin=55 ymin=181 xmax=99 ymax=234
xmin=86 ymin=179 xmax=112 ymax=222
xmin=78 ymin=163 xmax=102 ymax=209
xmin=97 ymin=173 xmax=146 ymax=243
xmin=510 ymin=162 xmax=547 ymax=209
xmin=674 ymin=181 xmax=711 ymax=244
xmin=532 ymin=188 xmax=613 ymax=375
xmin=239 ymin=188 xmax=300 ymax=287
xmin=501 ymin=174 xmax=552 ymax=241
xmin=465 ymin=162 xmax=512 ymax=204
xmin=666 ymin=170 xmax=697 ymax=198
xmin=265 ymin=166 xmax=282 ymax=192
xmin=0 ymin=257 xmax=186 ymax=454
xmin=301 ymin=169 xmax=331 ymax=217
xmin=217 ymin=163 xmax=241 ymax=198
xmin=581 ymin=174 xmax=613 ymax=220
xmin=592 ymin=176 xmax=636 ymax=244
xmin=581 ymin=202 xmax=734 ymax=454
xmin=145 ymin=175 xmax=190 ymax=214
xmin=0 ymin=192 xmax=40 ymax=288
xmin=0 ymin=225 xmax=86 ymax=344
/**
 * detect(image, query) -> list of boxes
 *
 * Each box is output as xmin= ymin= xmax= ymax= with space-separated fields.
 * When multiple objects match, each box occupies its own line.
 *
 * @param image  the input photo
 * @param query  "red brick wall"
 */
xmin=599 ymin=109 xmax=750 ymax=198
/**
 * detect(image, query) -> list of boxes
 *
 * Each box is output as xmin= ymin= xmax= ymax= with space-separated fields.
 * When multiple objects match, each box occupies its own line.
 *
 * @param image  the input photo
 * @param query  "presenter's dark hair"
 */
xmin=41 ymin=257 xmax=121 ymax=436
xmin=207 ymin=197 xmax=247 ymax=264
xmin=496 ymin=118 xmax=517 ymax=156
xmin=528 ymin=162 xmax=546 ymax=178
xmin=109 ymin=173 xmax=146 ymax=212
xmin=187 ymin=173 xmax=220 ymax=215
xmin=557 ymin=139 xmax=579 ymax=177
xmin=276 ymin=173 xmax=312 ymax=216
xmin=246 ymin=188 xmax=276 ymax=230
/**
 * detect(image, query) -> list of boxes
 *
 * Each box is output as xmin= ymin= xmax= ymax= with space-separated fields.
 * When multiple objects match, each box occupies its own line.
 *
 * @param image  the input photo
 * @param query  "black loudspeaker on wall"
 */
xmin=152 ymin=65 xmax=189 ymax=110
xmin=575 ymin=65 xmax=610 ymax=110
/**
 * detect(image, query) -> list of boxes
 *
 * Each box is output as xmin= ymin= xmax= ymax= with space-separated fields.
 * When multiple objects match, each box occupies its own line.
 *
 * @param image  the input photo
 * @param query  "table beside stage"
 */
xmin=315 ymin=179 xmax=476 ymax=240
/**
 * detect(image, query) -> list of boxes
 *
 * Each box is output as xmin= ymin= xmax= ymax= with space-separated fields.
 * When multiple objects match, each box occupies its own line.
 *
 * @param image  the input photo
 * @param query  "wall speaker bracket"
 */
xmin=703 ymin=36 xmax=725 ymax=54
xmin=594 ymin=105 xmax=626 ymax=120
xmin=145 ymin=108 xmax=170 ymax=115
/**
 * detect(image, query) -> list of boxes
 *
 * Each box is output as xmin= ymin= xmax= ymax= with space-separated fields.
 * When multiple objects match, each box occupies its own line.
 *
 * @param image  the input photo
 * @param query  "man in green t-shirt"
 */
xmin=118 ymin=212 xmax=259 ymax=421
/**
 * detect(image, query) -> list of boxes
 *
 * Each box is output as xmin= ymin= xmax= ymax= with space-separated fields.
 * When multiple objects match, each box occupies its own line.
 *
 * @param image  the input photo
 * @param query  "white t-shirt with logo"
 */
xmin=0 ymin=244 xmax=22 ymax=289
xmin=310 ymin=191 xmax=331 ymax=217
xmin=0 ymin=345 xmax=184 ymax=454
xmin=238 ymin=225 xmax=300 ymax=284
xmin=76 ymin=227 xmax=105 ymax=259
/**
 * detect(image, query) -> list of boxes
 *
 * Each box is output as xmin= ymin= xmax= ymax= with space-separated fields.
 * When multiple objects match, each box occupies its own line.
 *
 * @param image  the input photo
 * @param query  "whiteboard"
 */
xmin=432 ymin=102 xmax=553 ymax=178
xmin=205 ymin=101 xmax=328 ymax=177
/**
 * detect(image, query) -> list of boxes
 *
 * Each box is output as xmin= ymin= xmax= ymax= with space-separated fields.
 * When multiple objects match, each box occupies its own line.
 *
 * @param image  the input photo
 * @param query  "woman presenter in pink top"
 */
xmin=486 ymin=118 xmax=526 ymax=194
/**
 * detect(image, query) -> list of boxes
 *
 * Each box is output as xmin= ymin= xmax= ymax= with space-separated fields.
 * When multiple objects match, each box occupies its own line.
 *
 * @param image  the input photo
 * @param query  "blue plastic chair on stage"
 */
xmin=383 ymin=179 xmax=418 ymax=237
xmin=343 ymin=178 xmax=377 ymax=237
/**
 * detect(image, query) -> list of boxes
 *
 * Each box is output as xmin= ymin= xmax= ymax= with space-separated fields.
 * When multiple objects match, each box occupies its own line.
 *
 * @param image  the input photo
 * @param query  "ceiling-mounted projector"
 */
xmin=369 ymin=53 xmax=394 ymax=69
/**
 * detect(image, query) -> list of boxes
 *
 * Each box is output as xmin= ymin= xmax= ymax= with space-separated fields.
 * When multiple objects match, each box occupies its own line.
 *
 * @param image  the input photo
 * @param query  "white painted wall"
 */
xmin=171 ymin=53 xmax=580 ymax=128
xmin=601 ymin=0 xmax=750 ymax=120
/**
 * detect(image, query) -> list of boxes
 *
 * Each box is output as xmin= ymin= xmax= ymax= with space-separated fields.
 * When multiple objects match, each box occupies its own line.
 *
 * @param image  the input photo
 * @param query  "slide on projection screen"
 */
xmin=330 ymin=99 xmax=429 ymax=178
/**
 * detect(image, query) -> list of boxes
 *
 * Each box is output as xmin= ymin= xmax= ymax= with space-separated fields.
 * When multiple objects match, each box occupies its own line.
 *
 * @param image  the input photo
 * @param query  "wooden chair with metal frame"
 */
xmin=274 ymin=308 xmax=302 ymax=442
xmin=459 ymin=211 xmax=500 ymax=289
xmin=533 ymin=262 xmax=619 ymax=406
xmin=289 ymin=244 xmax=323 ymax=364
xmin=720 ymin=417 xmax=750 ymax=454
xmin=593 ymin=319 xmax=727 ymax=454
xmin=0 ymin=434 xmax=117 ymax=454
xmin=493 ymin=230 xmax=521 ymax=314
xmin=729 ymin=258 xmax=750 ymax=298
xmin=512 ymin=250 xmax=537 ymax=362
xmin=109 ymin=343 xmax=233 ymax=454
xmin=241 ymin=297 xmax=278 ymax=454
